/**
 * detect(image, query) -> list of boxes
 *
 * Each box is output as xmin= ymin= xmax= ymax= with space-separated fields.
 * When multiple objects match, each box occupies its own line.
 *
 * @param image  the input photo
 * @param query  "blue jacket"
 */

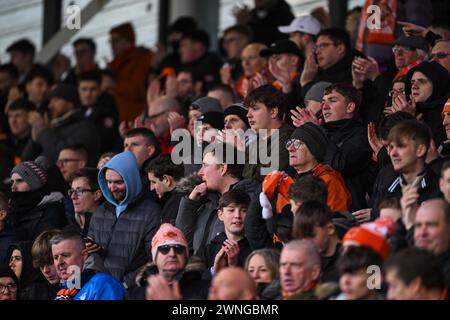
xmin=98 ymin=151 xmax=142 ymax=217
xmin=72 ymin=273 xmax=125 ymax=300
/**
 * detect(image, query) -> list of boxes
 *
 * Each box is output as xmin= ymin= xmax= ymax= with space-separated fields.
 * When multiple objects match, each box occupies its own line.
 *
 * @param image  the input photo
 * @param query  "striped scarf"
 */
xmin=55 ymin=269 xmax=96 ymax=300
xmin=55 ymin=288 xmax=79 ymax=300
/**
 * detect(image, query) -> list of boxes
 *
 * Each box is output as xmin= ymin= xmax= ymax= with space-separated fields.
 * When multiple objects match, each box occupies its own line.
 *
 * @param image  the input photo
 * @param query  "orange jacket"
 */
xmin=312 ymin=163 xmax=352 ymax=212
xmin=110 ymin=47 xmax=154 ymax=122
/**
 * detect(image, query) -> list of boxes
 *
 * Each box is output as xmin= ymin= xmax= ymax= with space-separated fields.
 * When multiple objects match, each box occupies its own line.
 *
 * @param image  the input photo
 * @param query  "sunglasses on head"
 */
xmin=158 ymin=244 xmax=185 ymax=255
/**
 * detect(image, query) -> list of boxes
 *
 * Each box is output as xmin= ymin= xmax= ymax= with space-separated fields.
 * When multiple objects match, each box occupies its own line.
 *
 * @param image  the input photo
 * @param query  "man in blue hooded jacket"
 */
xmin=87 ymin=151 xmax=161 ymax=288
xmin=52 ymin=230 xmax=125 ymax=300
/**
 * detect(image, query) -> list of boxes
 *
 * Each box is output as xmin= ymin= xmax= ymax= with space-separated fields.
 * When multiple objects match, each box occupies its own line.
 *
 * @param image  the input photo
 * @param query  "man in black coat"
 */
xmin=146 ymin=154 xmax=186 ymax=225
xmin=370 ymin=120 xmax=442 ymax=220
xmin=178 ymin=30 xmax=223 ymax=92
xmin=78 ymin=71 xmax=121 ymax=154
xmin=300 ymin=28 xmax=360 ymax=98
xmin=320 ymin=83 xmax=374 ymax=212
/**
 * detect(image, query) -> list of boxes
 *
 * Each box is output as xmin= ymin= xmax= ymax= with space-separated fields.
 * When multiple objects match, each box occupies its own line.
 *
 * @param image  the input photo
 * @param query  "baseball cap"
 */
xmin=260 ymin=39 xmax=302 ymax=58
xmin=393 ymin=36 xmax=429 ymax=52
xmin=278 ymin=15 xmax=321 ymax=36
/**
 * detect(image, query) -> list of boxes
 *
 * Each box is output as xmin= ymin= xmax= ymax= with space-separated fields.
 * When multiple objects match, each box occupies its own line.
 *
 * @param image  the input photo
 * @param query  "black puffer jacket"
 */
xmin=124 ymin=263 xmax=210 ymax=300
xmin=87 ymin=192 xmax=161 ymax=287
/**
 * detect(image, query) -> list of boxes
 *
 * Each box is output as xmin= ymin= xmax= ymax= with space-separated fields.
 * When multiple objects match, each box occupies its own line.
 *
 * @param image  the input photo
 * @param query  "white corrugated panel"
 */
xmin=0 ymin=0 xmax=159 ymax=68
xmin=0 ymin=0 xmax=43 ymax=63
xmin=0 ymin=0 xmax=366 ymax=66
xmin=219 ymin=0 xmax=365 ymax=35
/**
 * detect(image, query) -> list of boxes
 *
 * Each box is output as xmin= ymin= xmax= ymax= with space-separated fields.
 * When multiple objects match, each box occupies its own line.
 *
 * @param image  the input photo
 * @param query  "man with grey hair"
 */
xmin=279 ymin=239 xmax=321 ymax=299
xmin=51 ymin=230 xmax=125 ymax=300
xmin=431 ymin=39 xmax=450 ymax=74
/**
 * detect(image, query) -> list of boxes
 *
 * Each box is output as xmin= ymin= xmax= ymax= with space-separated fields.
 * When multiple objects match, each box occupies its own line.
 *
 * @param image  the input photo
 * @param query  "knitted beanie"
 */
xmin=190 ymin=97 xmax=222 ymax=114
xmin=151 ymin=224 xmax=189 ymax=261
xmin=343 ymin=217 xmax=395 ymax=260
xmin=49 ymin=83 xmax=79 ymax=106
xmin=11 ymin=160 xmax=48 ymax=191
xmin=305 ymin=81 xmax=332 ymax=102
xmin=290 ymin=122 xmax=329 ymax=162
xmin=224 ymin=102 xmax=250 ymax=128
xmin=197 ymin=111 xmax=225 ymax=130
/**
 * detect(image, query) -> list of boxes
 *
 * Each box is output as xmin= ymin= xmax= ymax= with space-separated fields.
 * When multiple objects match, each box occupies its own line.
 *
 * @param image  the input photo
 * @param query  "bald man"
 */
xmin=413 ymin=198 xmax=450 ymax=290
xmin=241 ymin=43 xmax=268 ymax=79
xmin=146 ymin=96 xmax=182 ymax=138
xmin=208 ymin=267 xmax=257 ymax=300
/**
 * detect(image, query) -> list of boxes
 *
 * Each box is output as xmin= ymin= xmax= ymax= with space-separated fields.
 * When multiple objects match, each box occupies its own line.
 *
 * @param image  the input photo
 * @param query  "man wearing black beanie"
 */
xmin=224 ymin=103 xmax=250 ymax=130
xmin=286 ymin=122 xmax=351 ymax=213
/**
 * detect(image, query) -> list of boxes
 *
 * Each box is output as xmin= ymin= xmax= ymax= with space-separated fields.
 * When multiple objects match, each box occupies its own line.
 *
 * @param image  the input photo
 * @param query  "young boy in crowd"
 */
xmin=196 ymin=189 xmax=253 ymax=277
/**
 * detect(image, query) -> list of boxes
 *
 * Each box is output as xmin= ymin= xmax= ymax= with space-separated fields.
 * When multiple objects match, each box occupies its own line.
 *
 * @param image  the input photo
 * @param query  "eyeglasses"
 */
xmin=0 ymin=283 xmax=17 ymax=293
xmin=314 ymin=42 xmax=335 ymax=51
xmin=158 ymin=244 xmax=186 ymax=255
xmin=430 ymin=52 xmax=450 ymax=60
xmin=392 ymin=46 xmax=415 ymax=54
xmin=285 ymin=139 xmax=305 ymax=150
xmin=388 ymin=89 xmax=405 ymax=97
xmin=68 ymin=188 xmax=97 ymax=197
xmin=56 ymin=158 xmax=82 ymax=167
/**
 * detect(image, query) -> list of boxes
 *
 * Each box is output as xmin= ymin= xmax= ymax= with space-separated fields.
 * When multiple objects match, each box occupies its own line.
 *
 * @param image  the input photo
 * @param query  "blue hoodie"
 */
xmin=98 ymin=151 xmax=142 ymax=217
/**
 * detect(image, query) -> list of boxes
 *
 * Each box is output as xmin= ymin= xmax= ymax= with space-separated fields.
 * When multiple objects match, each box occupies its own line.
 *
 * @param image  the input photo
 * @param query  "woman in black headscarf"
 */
xmin=8 ymin=241 xmax=54 ymax=300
